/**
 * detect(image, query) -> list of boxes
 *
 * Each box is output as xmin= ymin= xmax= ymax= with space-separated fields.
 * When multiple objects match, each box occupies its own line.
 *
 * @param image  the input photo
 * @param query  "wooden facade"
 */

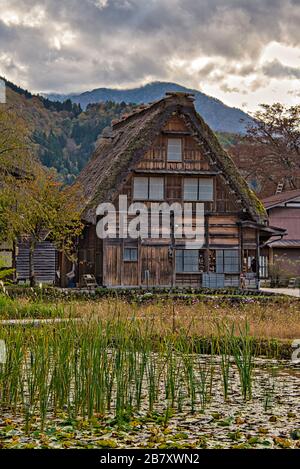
xmin=71 ymin=92 xmax=283 ymax=289
xmin=1 ymin=239 xmax=58 ymax=285
xmin=16 ymin=239 xmax=57 ymax=284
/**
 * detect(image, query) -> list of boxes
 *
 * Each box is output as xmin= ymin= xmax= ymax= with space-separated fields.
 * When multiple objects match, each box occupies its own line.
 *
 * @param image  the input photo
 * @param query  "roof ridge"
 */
xmin=111 ymin=97 xmax=165 ymax=129
xmin=111 ymin=92 xmax=196 ymax=130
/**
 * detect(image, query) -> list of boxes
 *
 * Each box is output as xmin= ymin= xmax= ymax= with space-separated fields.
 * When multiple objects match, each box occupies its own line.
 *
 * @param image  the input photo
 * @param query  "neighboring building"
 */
xmin=0 ymin=238 xmax=57 ymax=285
xmin=15 ymin=237 xmax=57 ymax=284
xmin=65 ymin=92 xmax=284 ymax=289
xmin=262 ymin=190 xmax=300 ymax=280
xmin=0 ymin=168 xmax=58 ymax=285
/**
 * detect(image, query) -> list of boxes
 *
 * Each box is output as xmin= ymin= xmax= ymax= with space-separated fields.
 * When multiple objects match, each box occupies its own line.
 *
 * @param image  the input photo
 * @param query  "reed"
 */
xmin=0 ymin=311 xmax=274 ymax=429
xmin=216 ymin=321 xmax=235 ymax=401
xmin=231 ymin=322 xmax=254 ymax=401
xmin=262 ymin=365 xmax=278 ymax=412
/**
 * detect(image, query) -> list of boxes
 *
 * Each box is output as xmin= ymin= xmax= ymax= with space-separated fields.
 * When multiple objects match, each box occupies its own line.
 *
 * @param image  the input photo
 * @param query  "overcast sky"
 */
xmin=0 ymin=0 xmax=299 ymax=112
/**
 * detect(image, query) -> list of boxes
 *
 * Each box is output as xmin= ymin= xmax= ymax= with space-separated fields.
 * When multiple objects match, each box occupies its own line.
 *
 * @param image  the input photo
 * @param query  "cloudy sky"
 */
xmin=0 ymin=0 xmax=299 ymax=111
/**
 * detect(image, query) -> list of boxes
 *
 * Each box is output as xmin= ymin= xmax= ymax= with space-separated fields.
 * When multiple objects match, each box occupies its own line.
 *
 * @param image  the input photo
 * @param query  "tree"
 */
xmin=0 ymin=105 xmax=84 ymax=286
xmin=0 ymin=106 xmax=34 ymax=243
xmin=0 ymin=105 xmax=32 ymax=178
xmin=16 ymin=165 xmax=83 ymax=286
xmin=229 ymin=103 xmax=300 ymax=196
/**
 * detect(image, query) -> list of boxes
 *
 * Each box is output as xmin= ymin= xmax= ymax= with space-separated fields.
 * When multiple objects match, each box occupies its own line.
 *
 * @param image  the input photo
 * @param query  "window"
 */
xmin=176 ymin=249 xmax=205 ymax=273
xmin=149 ymin=177 xmax=164 ymax=199
xmin=123 ymin=247 xmax=138 ymax=262
xmin=167 ymin=138 xmax=182 ymax=161
xmin=184 ymin=178 xmax=213 ymax=201
xmin=259 ymin=255 xmax=268 ymax=278
xmin=216 ymin=250 xmax=240 ymax=273
xmin=184 ymin=178 xmax=198 ymax=200
xmin=133 ymin=177 xmax=148 ymax=199
xmin=199 ymin=178 xmax=214 ymax=200
xmin=133 ymin=177 xmax=164 ymax=200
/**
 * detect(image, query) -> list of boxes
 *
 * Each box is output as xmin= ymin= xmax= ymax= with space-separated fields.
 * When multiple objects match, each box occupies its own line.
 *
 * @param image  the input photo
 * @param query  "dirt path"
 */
xmin=261 ymin=287 xmax=300 ymax=298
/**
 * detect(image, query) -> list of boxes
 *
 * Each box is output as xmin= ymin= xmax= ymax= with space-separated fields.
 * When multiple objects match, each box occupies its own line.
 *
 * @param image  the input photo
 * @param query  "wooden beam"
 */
xmin=162 ymin=130 xmax=192 ymax=136
xmin=133 ymin=169 xmax=220 ymax=175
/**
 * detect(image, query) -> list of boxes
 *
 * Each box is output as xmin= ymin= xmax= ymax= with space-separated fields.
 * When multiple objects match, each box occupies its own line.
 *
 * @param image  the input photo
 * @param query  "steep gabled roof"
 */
xmin=262 ymin=189 xmax=300 ymax=209
xmin=76 ymin=92 xmax=267 ymax=224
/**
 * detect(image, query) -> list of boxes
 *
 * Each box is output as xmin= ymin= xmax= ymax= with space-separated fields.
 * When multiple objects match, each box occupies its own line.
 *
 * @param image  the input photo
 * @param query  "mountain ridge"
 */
xmin=46 ymin=81 xmax=254 ymax=134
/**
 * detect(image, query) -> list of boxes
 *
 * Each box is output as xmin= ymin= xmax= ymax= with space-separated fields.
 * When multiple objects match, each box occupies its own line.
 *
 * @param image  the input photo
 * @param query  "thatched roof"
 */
xmin=76 ymin=92 xmax=267 ymax=224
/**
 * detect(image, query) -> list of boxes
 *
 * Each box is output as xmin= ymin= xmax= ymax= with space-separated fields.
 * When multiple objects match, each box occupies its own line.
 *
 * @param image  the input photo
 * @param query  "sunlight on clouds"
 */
xmin=0 ymin=11 xmax=20 ymax=26
xmin=260 ymin=42 xmax=300 ymax=67
xmin=0 ymin=1 xmax=299 ymax=111
xmin=166 ymin=43 xmax=300 ymax=112
xmin=189 ymin=57 xmax=212 ymax=72
xmin=202 ymin=75 xmax=300 ymax=113
xmin=0 ymin=6 xmax=46 ymax=28
xmin=49 ymin=27 xmax=77 ymax=51
xmin=93 ymin=0 xmax=109 ymax=8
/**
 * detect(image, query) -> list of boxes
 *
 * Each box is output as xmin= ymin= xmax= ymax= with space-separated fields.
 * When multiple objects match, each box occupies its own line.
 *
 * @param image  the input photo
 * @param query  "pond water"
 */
xmin=0 ymin=357 xmax=299 ymax=449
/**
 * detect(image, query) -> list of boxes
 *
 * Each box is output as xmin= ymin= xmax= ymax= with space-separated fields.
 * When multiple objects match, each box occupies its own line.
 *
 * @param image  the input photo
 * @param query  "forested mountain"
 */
xmin=46 ymin=81 xmax=254 ymax=134
xmin=2 ymin=78 xmax=136 ymax=183
xmin=2 ymin=78 xmax=239 ymax=183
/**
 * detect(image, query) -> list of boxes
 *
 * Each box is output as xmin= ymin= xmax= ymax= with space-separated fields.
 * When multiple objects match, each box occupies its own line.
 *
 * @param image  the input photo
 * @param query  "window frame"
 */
xmin=167 ymin=138 xmax=182 ymax=162
xmin=123 ymin=247 xmax=138 ymax=262
xmin=216 ymin=249 xmax=240 ymax=274
xmin=183 ymin=177 xmax=214 ymax=201
xmin=133 ymin=176 xmax=164 ymax=201
xmin=175 ymin=249 xmax=203 ymax=273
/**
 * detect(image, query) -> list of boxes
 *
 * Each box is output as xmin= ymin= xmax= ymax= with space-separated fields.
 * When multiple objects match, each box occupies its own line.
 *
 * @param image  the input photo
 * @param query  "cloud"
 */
xmin=219 ymin=83 xmax=240 ymax=93
xmin=0 ymin=0 xmax=299 ymax=112
xmin=262 ymin=59 xmax=300 ymax=79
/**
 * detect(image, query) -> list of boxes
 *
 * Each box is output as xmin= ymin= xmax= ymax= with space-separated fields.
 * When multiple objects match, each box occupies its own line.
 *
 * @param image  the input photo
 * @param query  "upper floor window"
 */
xmin=133 ymin=177 xmax=164 ymax=200
xmin=184 ymin=177 xmax=213 ymax=201
xmin=167 ymin=138 xmax=182 ymax=162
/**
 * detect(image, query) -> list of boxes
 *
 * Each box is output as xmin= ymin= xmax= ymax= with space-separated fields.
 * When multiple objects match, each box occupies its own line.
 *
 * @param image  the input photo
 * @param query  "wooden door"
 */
xmin=104 ymin=244 xmax=122 ymax=286
xmin=140 ymin=245 xmax=172 ymax=286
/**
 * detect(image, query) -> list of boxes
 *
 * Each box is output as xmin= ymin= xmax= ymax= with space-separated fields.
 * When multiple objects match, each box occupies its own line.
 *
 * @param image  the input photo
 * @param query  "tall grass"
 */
xmin=216 ymin=321 xmax=235 ymax=401
xmin=232 ymin=322 xmax=254 ymax=401
xmin=0 ymin=314 xmax=273 ymax=431
xmin=0 ymin=293 xmax=70 ymax=319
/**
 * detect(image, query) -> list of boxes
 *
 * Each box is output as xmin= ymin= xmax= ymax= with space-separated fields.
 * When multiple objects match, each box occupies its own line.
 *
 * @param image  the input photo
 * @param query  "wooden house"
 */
xmin=65 ymin=92 xmax=284 ymax=289
xmin=262 ymin=189 xmax=300 ymax=279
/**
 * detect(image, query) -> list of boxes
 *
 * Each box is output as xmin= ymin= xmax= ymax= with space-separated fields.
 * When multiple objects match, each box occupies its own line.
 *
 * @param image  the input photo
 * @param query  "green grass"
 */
xmin=0 ymin=294 xmax=72 ymax=319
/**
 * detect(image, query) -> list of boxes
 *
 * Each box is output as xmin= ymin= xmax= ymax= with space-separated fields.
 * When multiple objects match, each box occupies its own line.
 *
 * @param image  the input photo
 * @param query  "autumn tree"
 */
xmin=16 ymin=165 xmax=83 ymax=286
xmin=0 ymin=105 xmax=84 ymax=285
xmin=0 ymin=105 xmax=32 ymax=179
xmin=229 ymin=103 xmax=300 ymax=197
xmin=0 ymin=105 xmax=33 ymax=245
